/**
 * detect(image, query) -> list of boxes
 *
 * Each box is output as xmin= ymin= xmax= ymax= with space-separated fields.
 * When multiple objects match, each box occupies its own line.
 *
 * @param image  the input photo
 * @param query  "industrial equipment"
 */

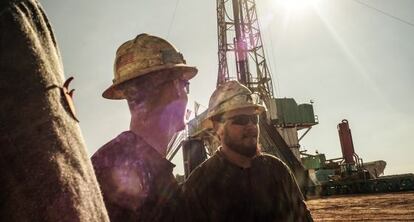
xmin=168 ymin=0 xmax=414 ymax=197
xmin=181 ymin=0 xmax=318 ymax=193
xmin=302 ymin=119 xmax=414 ymax=196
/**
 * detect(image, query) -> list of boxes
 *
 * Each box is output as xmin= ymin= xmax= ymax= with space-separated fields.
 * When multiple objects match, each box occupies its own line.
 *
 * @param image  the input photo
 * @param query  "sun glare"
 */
xmin=278 ymin=0 xmax=319 ymax=14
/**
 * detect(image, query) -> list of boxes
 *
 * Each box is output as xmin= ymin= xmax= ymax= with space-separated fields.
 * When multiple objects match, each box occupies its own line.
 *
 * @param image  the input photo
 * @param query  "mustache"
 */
xmin=242 ymin=131 xmax=258 ymax=138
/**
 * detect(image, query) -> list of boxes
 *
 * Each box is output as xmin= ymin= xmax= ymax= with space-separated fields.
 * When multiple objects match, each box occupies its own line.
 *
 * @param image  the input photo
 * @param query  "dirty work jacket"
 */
xmin=0 ymin=0 xmax=108 ymax=221
xmin=92 ymin=131 xmax=182 ymax=222
xmin=183 ymin=150 xmax=313 ymax=222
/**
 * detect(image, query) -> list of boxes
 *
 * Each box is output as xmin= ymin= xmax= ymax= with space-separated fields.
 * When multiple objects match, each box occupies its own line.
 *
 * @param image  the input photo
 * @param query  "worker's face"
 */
xmin=127 ymin=71 xmax=190 ymax=134
xmin=157 ymin=77 xmax=189 ymax=131
xmin=216 ymin=107 xmax=259 ymax=157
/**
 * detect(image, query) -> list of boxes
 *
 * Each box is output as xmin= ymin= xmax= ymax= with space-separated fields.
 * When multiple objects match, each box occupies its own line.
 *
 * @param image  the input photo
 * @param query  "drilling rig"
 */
xmin=176 ymin=0 xmax=319 ymax=192
xmin=165 ymin=0 xmax=414 ymax=197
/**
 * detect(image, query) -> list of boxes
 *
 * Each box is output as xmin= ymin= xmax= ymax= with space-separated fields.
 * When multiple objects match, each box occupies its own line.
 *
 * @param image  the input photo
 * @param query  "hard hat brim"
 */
xmin=102 ymin=65 xmax=197 ymax=100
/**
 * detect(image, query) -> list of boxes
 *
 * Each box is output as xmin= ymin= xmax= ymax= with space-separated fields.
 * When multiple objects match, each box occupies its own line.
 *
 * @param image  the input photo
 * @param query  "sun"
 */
xmin=278 ymin=0 xmax=319 ymax=14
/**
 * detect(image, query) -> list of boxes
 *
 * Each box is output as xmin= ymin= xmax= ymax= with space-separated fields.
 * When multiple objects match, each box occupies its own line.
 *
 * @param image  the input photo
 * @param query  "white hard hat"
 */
xmin=202 ymin=81 xmax=266 ymax=129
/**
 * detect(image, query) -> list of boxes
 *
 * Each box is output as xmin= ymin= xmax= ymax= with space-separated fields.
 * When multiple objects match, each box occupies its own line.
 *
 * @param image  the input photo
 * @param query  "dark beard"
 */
xmin=223 ymin=131 xmax=258 ymax=158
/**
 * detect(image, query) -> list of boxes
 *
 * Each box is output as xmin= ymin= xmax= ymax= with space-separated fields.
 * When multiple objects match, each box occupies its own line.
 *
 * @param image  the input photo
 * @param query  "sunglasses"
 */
xmin=223 ymin=114 xmax=259 ymax=126
xmin=174 ymin=79 xmax=190 ymax=94
xmin=180 ymin=80 xmax=190 ymax=94
xmin=161 ymin=79 xmax=190 ymax=94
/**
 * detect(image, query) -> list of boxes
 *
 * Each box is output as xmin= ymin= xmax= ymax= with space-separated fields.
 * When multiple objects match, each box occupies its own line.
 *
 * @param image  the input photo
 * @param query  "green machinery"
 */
xmin=300 ymin=120 xmax=414 ymax=196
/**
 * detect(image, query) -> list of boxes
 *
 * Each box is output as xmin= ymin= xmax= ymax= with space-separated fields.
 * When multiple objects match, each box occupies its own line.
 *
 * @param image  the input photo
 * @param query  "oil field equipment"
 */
xmin=179 ymin=0 xmax=318 ymax=193
xmin=159 ymin=0 xmax=414 ymax=198
xmin=302 ymin=119 xmax=414 ymax=196
xmin=162 ymin=0 xmax=414 ymax=197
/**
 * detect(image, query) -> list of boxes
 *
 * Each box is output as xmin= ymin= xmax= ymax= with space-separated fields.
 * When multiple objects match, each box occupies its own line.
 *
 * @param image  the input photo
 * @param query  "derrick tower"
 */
xmin=216 ymin=0 xmax=274 ymax=105
xmin=183 ymin=0 xmax=318 ymax=191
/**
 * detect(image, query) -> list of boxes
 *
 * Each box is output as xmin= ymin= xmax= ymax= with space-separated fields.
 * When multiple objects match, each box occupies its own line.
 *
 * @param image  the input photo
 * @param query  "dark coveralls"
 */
xmin=92 ymin=131 xmax=183 ymax=222
xmin=183 ymin=150 xmax=314 ymax=222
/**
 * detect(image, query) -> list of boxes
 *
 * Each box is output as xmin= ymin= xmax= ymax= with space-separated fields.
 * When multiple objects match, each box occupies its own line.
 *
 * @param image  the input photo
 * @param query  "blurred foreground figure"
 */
xmin=92 ymin=34 xmax=197 ymax=222
xmin=0 ymin=0 xmax=109 ymax=221
xmin=183 ymin=81 xmax=313 ymax=222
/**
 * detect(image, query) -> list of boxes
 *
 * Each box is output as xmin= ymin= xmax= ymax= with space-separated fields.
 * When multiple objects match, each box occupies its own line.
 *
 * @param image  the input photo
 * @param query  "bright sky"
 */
xmin=41 ymin=0 xmax=414 ymax=176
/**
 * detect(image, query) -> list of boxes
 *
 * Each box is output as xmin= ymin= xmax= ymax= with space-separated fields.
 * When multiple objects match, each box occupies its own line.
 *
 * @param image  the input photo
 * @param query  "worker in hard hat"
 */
xmin=183 ymin=81 xmax=313 ymax=222
xmin=91 ymin=33 xmax=197 ymax=222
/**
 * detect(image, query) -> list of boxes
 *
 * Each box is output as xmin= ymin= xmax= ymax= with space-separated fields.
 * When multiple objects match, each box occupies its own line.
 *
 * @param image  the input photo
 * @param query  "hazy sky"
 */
xmin=41 ymin=0 xmax=414 ymax=175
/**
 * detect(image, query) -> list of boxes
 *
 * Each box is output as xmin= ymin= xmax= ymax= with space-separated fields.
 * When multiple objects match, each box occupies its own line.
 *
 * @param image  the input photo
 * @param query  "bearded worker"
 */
xmin=91 ymin=34 xmax=197 ymax=222
xmin=183 ymin=81 xmax=313 ymax=222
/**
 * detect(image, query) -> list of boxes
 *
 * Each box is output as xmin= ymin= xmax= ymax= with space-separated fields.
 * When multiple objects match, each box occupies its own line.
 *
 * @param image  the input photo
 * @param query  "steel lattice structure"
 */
xmin=216 ymin=0 xmax=275 ymax=102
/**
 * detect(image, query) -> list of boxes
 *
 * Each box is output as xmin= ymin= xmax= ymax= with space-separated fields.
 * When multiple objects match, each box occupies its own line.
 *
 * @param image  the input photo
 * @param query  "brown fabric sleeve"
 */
xmin=0 ymin=0 xmax=109 ymax=221
xmin=182 ymin=166 xmax=210 ymax=222
xmin=278 ymin=159 xmax=314 ymax=222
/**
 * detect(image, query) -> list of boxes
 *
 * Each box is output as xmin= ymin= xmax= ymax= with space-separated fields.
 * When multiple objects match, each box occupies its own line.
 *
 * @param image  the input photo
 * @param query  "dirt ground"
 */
xmin=306 ymin=191 xmax=414 ymax=221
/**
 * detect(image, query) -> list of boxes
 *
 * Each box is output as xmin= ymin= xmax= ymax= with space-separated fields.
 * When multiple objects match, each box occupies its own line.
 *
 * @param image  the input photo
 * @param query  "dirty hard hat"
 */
xmin=103 ymin=33 xmax=198 ymax=99
xmin=202 ymin=81 xmax=266 ymax=129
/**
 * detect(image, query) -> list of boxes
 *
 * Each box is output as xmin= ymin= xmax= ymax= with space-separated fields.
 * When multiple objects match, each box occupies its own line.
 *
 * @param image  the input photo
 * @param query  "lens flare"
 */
xmin=274 ymin=0 xmax=320 ymax=15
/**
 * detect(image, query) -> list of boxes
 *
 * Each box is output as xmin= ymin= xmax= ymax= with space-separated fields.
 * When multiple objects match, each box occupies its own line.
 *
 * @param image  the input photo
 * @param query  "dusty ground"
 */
xmin=307 ymin=191 xmax=414 ymax=221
